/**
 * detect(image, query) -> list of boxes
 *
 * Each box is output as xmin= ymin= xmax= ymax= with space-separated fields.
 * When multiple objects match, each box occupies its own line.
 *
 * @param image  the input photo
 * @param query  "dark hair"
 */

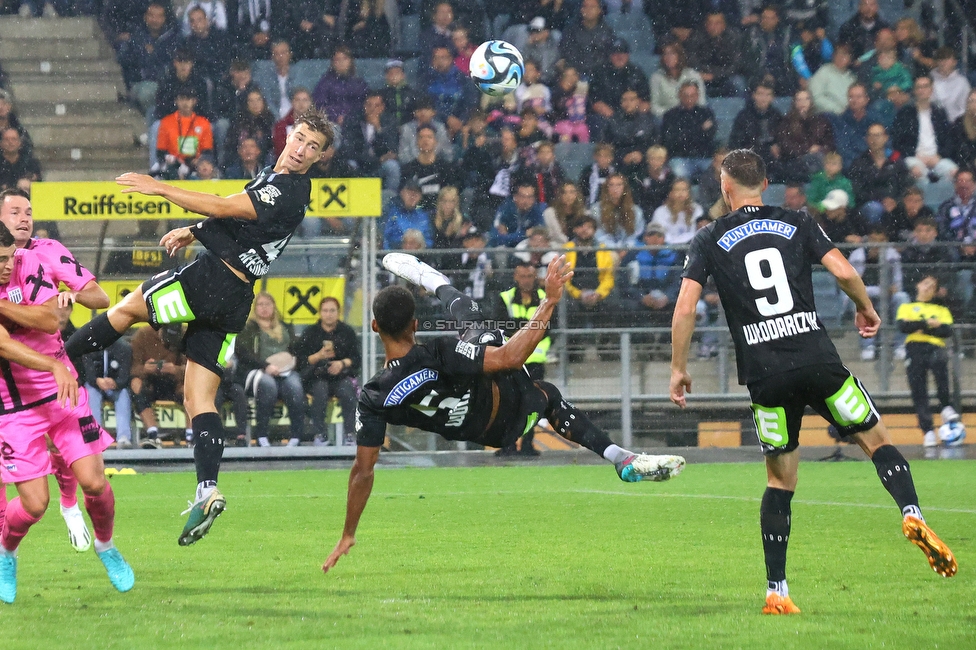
xmin=173 ymin=48 xmax=193 ymax=62
xmin=752 ymin=80 xmax=775 ymax=95
xmin=785 ymin=183 xmax=805 ymax=193
xmin=365 ymin=90 xmax=384 ymax=102
xmin=289 ymin=86 xmax=311 ymax=100
xmin=721 ymin=149 xmax=766 ymax=189
xmin=921 ymin=274 xmax=940 ymax=288
xmin=230 ymin=59 xmax=251 ymax=72
xmin=294 ymin=107 xmax=336 ymax=150
xmin=373 ymin=285 xmax=415 ymax=336
xmin=935 ymin=46 xmax=957 ymax=61
xmin=0 ymin=188 xmax=29 ymax=204
xmin=416 ymin=124 xmax=437 ymax=139
xmin=0 ymin=222 xmax=14 ymax=248
xmin=916 ymin=216 xmax=938 ymax=229
xmin=903 ymin=186 xmax=923 ymax=199
xmin=319 ymin=296 xmax=341 ymax=312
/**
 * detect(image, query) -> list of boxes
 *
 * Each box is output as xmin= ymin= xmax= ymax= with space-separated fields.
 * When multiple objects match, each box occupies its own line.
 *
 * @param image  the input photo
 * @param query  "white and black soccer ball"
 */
xmin=937 ymin=420 xmax=967 ymax=447
xmin=469 ymin=40 xmax=524 ymax=96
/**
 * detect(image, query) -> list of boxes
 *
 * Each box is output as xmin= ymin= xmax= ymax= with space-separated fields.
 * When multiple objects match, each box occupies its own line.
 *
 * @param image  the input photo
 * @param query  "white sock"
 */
xmin=766 ymin=579 xmax=788 ymax=597
xmin=902 ymin=505 xmax=924 ymax=521
xmin=146 ymin=426 xmax=159 ymax=437
xmin=94 ymin=538 xmax=114 ymax=554
xmin=258 ymin=436 xmax=270 ymax=447
xmin=61 ymin=502 xmax=81 ymax=514
xmin=196 ymin=482 xmax=216 ymax=502
xmin=1 ymin=544 xmax=17 ymax=558
xmin=603 ymin=444 xmax=631 ymax=465
xmin=185 ymin=429 xmax=194 ymax=441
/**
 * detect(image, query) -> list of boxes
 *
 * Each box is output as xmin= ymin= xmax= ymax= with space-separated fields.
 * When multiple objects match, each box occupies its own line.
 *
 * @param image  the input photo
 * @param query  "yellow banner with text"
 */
xmin=32 ymin=178 xmax=381 ymax=221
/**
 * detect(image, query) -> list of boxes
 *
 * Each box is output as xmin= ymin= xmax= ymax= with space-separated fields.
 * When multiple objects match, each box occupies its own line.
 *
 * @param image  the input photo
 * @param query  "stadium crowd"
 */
xmin=0 ymin=0 xmax=974 ymax=445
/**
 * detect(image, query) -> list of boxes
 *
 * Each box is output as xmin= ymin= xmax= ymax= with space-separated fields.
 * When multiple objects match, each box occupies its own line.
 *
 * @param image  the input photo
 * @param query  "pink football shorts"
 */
xmin=0 ymin=387 xmax=112 ymax=484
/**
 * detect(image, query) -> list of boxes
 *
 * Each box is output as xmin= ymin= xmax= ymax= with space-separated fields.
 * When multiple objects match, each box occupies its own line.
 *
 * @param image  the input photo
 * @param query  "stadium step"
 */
xmin=0 ymin=15 xmax=146 ymax=182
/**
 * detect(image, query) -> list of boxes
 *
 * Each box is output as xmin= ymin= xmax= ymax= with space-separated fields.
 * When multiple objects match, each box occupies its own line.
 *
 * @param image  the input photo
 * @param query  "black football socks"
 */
xmin=66 ymin=312 xmax=124 ymax=364
xmin=871 ymin=445 xmax=922 ymax=519
xmin=761 ymin=487 xmax=794 ymax=585
xmin=192 ymin=413 xmax=224 ymax=499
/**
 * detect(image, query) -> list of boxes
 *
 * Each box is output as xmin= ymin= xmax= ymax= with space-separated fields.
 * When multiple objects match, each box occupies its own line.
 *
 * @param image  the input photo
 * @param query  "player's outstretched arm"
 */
xmin=670 ymin=278 xmax=703 ymax=408
xmin=821 ymin=248 xmax=880 ymax=338
xmin=0 ymin=325 xmax=77 ymax=407
xmin=323 ymin=444 xmax=381 ymax=574
xmin=0 ymin=295 xmax=60 ymax=334
xmin=59 ymin=279 xmax=110 ymax=310
xmin=117 ymin=172 xmax=258 ymax=221
xmin=483 ymin=255 xmax=573 ymax=373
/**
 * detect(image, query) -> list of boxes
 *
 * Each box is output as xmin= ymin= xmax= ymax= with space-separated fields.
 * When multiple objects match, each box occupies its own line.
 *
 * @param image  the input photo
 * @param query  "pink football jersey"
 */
xmin=24 ymin=237 xmax=96 ymax=292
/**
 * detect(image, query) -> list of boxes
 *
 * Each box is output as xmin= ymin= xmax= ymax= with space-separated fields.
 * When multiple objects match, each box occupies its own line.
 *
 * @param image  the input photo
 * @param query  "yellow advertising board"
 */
xmin=31 ymin=178 xmax=381 ymax=221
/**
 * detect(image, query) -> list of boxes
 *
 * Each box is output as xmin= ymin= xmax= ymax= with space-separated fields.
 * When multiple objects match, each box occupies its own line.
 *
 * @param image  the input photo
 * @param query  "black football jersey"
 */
xmin=682 ymin=204 xmax=843 ymax=384
xmin=355 ymin=336 xmax=496 ymax=446
xmin=191 ymin=166 xmax=310 ymax=282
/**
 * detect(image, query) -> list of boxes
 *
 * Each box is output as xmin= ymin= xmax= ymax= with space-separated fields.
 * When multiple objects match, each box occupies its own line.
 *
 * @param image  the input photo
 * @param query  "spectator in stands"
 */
xmin=604 ymin=89 xmax=658 ymax=177
xmin=551 ymin=66 xmax=590 ymax=143
xmin=838 ymin=0 xmax=889 ymax=60
xmin=514 ymin=59 xmax=552 ymax=119
xmin=900 ymin=217 xmax=958 ymax=296
xmin=621 ymin=222 xmax=682 ymax=328
xmin=130 ymin=324 xmax=188 ymax=449
xmin=83 ymin=339 xmax=133 ymax=448
xmin=563 ymin=214 xmax=616 ymax=353
xmin=951 ymin=89 xmax=976 ymax=172
xmin=431 ymin=185 xmax=466 ymax=251
xmin=867 ymin=48 xmax=913 ymax=104
xmin=522 ymin=140 xmax=564 ymax=205
xmin=484 ymin=128 xmax=523 ymax=214
xmin=728 ymin=82 xmax=783 ymax=170
xmin=342 ymin=91 xmax=399 ymax=190
xmin=816 ymin=189 xmax=866 ymax=245
xmin=744 ymin=5 xmax=796 ymax=96
xmin=783 ymin=183 xmax=810 ymax=214
xmin=543 ymin=181 xmax=587 ymax=246
xmin=154 ymin=48 xmax=211 ymax=122
xmin=931 ymin=47 xmax=971 ymax=123
xmin=936 ymin=168 xmax=976 ymax=248
xmin=382 ymin=59 xmax=419 ymax=127
xmin=0 ymin=90 xmax=31 ymax=159
xmin=849 ymin=224 xmax=909 ymax=360
xmin=634 ymin=145 xmax=677 ymax=219
xmin=118 ymin=1 xmax=177 ymax=116
xmin=423 ymin=45 xmax=477 ymax=137
xmin=453 ymin=225 xmax=492 ymax=300
xmin=594 ymin=173 xmax=643 ymax=251
xmin=101 ymin=0 xmax=161 ymax=50
xmin=183 ymin=5 xmax=230 ymax=85
xmin=223 ymin=88 xmax=274 ymax=171
xmin=401 ymin=124 xmax=458 ymax=211
xmin=884 ymin=186 xmax=934 ymax=242
xmin=809 ymin=44 xmax=856 ymax=115
xmin=788 ymin=19 xmax=833 ymax=82
xmin=808 ymin=151 xmax=855 ymax=211
xmin=651 ymin=177 xmax=703 ymax=245
xmin=451 ymin=24 xmax=476 ymax=74
xmin=894 ymin=17 xmax=936 ymax=79
xmin=660 ymin=81 xmax=717 ymax=182
xmin=558 ymin=0 xmax=616 ymax=80
xmin=155 ymin=87 xmax=214 ymax=180
xmin=522 ymin=17 xmax=560 ymax=86
xmin=383 ymin=178 xmax=432 ymax=249
xmin=588 ymin=39 xmax=651 ymax=129
xmin=232 ymin=0 xmax=283 ymax=61
xmin=266 ymin=40 xmax=295 ymax=121
xmin=646 ymin=0 xmax=722 ymax=47
xmin=191 ymin=153 xmax=219 ymax=180
xmin=687 ymin=11 xmax=747 ymax=98
xmin=702 ymin=148 xmax=732 ymax=219
xmin=650 ymin=42 xmax=706 ymax=120
xmin=213 ymin=59 xmax=259 ymax=131
xmin=272 ymin=86 xmax=312 ymax=157
xmin=578 ymin=142 xmax=615 ymax=207
xmin=831 ymin=83 xmax=876 ymax=169
xmin=0 ymin=128 xmax=40 ymax=189
xmin=854 ymin=27 xmax=897 ymax=89
xmin=419 ymin=1 xmax=454 ymax=62
xmin=236 ymin=293 xmax=306 ymax=448
xmin=492 ymin=181 xmax=545 ymax=247
xmin=891 ymin=76 xmax=957 ymax=184
xmin=295 ymin=297 xmax=360 ymax=447
xmin=398 ymin=95 xmax=452 ymax=164
xmin=223 ymin=136 xmax=263 ymax=180
xmin=848 ymin=123 xmax=914 ymax=224
xmin=457 ymin=111 xmax=493 ymax=201
xmin=775 ymin=89 xmax=835 ymax=182
xmin=874 ymin=80 xmax=914 ymax=130
xmin=313 ymin=46 xmax=369 ymax=126
xmin=346 ymin=0 xmax=392 ymax=58
xmin=102 ymin=220 xmax=180 ymax=276
xmin=180 ymin=1 xmax=228 ymax=35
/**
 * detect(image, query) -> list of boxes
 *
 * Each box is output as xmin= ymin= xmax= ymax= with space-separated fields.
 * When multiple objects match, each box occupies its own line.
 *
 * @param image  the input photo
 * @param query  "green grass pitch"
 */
xmin=2 ymin=459 xmax=974 ymax=649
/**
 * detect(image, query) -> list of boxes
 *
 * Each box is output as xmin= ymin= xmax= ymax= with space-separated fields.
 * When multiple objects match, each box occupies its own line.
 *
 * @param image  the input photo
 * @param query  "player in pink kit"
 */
xmin=0 ymin=222 xmax=133 ymax=604
xmin=0 ymin=188 xmax=110 ymax=554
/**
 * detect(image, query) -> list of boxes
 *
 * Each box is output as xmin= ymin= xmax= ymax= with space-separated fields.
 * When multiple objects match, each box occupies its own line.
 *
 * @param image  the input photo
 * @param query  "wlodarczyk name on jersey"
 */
xmin=238 ymin=249 xmax=271 ymax=276
xmin=743 ymin=310 xmax=821 ymax=345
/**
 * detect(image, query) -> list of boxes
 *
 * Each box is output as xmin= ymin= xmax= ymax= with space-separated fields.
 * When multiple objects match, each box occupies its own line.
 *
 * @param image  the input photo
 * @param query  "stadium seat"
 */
xmin=404 ymin=57 xmax=421 ymax=86
xmin=250 ymin=60 xmax=277 ymax=108
xmin=293 ymin=59 xmax=331 ymax=93
xmin=812 ymin=270 xmax=849 ymax=327
xmin=555 ymin=141 xmax=594 ymax=181
xmin=762 ymin=183 xmax=786 ymax=206
xmin=772 ymin=97 xmax=793 ymax=114
xmin=630 ymin=53 xmax=658 ymax=79
xmin=399 ymin=14 xmax=420 ymax=54
xmin=923 ymin=179 xmax=954 ymax=209
xmin=711 ymin=97 xmax=745 ymax=147
xmin=357 ymin=58 xmax=389 ymax=89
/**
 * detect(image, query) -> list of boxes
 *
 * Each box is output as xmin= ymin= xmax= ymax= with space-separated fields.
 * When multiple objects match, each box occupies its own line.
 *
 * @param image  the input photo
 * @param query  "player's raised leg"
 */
xmin=178 ymin=359 xmax=227 ymax=546
xmin=65 ymin=285 xmax=150 ymax=363
xmin=71 ymin=454 xmax=134 ymax=592
xmin=47 ymin=438 xmax=91 ymax=552
xmin=850 ymin=424 xmax=957 ymax=578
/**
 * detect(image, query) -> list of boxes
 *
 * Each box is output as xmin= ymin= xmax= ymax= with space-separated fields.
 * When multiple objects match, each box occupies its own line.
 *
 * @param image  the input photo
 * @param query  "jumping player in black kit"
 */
xmin=65 ymin=110 xmax=335 ymax=546
xmin=321 ymin=253 xmax=685 ymax=574
xmin=668 ymin=150 xmax=957 ymax=615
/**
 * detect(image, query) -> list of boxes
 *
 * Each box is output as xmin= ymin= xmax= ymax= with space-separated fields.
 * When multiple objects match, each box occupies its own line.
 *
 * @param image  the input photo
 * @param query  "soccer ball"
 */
xmin=937 ymin=420 xmax=966 ymax=447
xmin=469 ymin=40 xmax=524 ymax=96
